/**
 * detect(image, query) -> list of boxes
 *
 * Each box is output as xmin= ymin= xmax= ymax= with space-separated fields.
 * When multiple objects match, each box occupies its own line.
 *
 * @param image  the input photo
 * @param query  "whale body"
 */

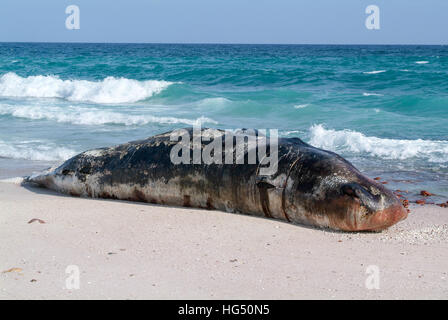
xmin=25 ymin=128 xmax=407 ymax=232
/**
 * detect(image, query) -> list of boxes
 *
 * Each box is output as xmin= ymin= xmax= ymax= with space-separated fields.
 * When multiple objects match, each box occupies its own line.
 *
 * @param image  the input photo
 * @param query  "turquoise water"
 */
xmin=0 ymin=43 xmax=447 ymax=199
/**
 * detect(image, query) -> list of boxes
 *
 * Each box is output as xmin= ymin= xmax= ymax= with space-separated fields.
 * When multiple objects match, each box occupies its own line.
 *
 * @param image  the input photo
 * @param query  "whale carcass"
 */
xmin=25 ymin=128 xmax=407 ymax=231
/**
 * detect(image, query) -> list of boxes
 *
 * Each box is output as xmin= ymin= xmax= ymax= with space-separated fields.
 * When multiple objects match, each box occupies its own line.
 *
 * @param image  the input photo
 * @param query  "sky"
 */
xmin=0 ymin=0 xmax=446 ymax=44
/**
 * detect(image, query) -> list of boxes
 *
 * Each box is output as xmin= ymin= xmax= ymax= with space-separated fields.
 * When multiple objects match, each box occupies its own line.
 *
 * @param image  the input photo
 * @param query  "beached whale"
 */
xmin=25 ymin=128 xmax=407 ymax=232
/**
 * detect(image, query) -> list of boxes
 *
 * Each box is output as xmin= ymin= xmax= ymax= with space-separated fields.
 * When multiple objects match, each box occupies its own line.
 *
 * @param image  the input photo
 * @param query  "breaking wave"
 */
xmin=362 ymin=92 xmax=383 ymax=97
xmin=363 ymin=70 xmax=386 ymax=74
xmin=0 ymin=72 xmax=172 ymax=104
xmin=294 ymin=104 xmax=309 ymax=109
xmin=0 ymin=104 xmax=217 ymax=126
xmin=308 ymin=124 xmax=448 ymax=163
xmin=0 ymin=140 xmax=76 ymax=161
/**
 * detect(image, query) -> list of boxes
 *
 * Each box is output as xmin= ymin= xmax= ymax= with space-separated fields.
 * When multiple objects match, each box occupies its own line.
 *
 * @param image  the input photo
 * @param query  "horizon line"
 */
xmin=0 ymin=41 xmax=446 ymax=46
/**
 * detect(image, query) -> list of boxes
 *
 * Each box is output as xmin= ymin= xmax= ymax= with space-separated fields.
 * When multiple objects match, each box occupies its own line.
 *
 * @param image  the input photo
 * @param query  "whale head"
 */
xmin=284 ymin=147 xmax=408 ymax=232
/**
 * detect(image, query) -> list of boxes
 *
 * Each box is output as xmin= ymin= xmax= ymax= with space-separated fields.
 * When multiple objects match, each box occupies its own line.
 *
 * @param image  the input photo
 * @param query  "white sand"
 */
xmin=0 ymin=181 xmax=447 ymax=299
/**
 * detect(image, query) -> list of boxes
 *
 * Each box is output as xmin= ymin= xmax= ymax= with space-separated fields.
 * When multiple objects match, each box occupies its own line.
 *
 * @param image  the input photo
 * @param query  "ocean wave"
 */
xmin=0 ymin=104 xmax=217 ymax=126
xmin=363 ymin=70 xmax=386 ymax=74
xmin=309 ymin=124 xmax=448 ymax=162
xmin=0 ymin=140 xmax=76 ymax=161
xmin=293 ymin=104 xmax=309 ymax=109
xmin=415 ymin=61 xmax=429 ymax=64
xmin=197 ymin=97 xmax=231 ymax=107
xmin=282 ymin=130 xmax=302 ymax=136
xmin=0 ymin=72 xmax=172 ymax=104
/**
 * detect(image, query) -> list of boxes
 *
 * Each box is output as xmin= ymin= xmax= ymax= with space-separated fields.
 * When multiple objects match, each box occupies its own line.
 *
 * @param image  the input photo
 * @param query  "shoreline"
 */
xmin=0 ymin=181 xmax=447 ymax=299
xmin=0 ymin=158 xmax=56 ymax=180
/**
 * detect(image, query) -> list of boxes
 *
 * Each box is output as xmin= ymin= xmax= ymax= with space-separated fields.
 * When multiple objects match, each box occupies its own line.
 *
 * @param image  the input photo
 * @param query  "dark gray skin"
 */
xmin=25 ymin=128 xmax=407 ymax=232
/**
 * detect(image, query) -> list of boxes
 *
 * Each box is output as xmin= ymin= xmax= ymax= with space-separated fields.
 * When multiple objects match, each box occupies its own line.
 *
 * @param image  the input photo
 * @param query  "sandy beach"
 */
xmin=1 ymin=0 xmax=447 ymax=304
xmin=0 ymin=180 xmax=447 ymax=299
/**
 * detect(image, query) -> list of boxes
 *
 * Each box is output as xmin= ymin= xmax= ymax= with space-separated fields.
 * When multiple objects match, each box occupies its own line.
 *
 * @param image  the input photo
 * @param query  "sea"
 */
xmin=0 ymin=43 xmax=447 ymax=201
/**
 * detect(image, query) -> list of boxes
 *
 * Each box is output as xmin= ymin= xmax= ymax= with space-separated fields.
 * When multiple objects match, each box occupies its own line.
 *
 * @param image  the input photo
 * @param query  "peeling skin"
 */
xmin=25 ymin=128 xmax=407 ymax=232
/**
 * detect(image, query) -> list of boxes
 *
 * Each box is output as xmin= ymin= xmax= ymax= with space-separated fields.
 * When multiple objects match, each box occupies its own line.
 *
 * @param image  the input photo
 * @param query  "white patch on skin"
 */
xmin=201 ymin=128 xmax=224 ymax=140
xmin=267 ymin=173 xmax=287 ymax=187
xmin=83 ymin=149 xmax=107 ymax=157
xmin=265 ymin=187 xmax=284 ymax=220
xmin=369 ymin=186 xmax=381 ymax=196
xmin=280 ymin=177 xmax=308 ymax=224
xmin=314 ymin=176 xmax=348 ymax=200
xmin=51 ymin=174 xmax=89 ymax=196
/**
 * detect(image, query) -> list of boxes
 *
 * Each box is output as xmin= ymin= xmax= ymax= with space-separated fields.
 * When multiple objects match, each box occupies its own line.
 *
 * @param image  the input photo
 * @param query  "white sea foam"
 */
xmin=415 ymin=61 xmax=429 ymax=64
xmin=0 ymin=72 xmax=172 ymax=104
xmin=197 ymin=97 xmax=231 ymax=107
xmin=294 ymin=104 xmax=309 ymax=109
xmin=0 ymin=177 xmax=24 ymax=184
xmin=0 ymin=104 xmax=217 ymax=126
xmin=282 ymin=130 xmax=301 ymax=136
xmin=363 ymin=70 xmax=386 ymax=74
xmin=362 ymin=92 xmax=383 ymax=97
xmin=309 ymin=124 xmax=448 ymax=162
xmin=0 ymin=140 xmax=77 ymax=161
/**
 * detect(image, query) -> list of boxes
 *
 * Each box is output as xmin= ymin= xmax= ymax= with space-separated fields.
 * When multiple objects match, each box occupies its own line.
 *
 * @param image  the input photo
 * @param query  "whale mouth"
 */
xmin=356 ymin=203 xmax=408 ymax=232
xmin=340 ymin=182 xmax=408 ymax=231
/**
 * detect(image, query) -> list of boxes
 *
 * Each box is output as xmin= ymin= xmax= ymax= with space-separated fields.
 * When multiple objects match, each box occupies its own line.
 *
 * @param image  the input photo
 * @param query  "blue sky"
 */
xmin=0 ymin=0 xmax=446 ymax=44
